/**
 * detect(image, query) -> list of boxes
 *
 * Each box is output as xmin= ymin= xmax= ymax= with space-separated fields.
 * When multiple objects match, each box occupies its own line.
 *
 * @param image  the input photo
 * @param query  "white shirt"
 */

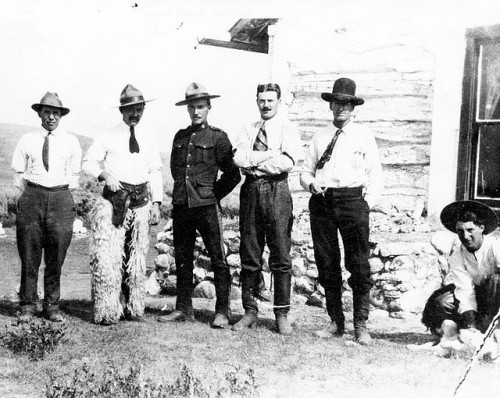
xmin=300 ymin=121 xmax=383 ymax=208
xmin=11 ymin=126 xmax=81 ymax=190
xmin=82 ymin=123 xmax=163 ymax=203
xmin=233 ymin=114 xmax=302 ymax=177
xmin=450 ymin=235 xmax=500 ymax=314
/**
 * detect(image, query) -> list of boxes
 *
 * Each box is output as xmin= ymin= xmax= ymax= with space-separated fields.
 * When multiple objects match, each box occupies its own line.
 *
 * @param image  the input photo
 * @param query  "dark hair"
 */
xmin=457 ymin=211 xmax=485 ymax=227
xmin=257 ymin=83 xmax=281 ymax=100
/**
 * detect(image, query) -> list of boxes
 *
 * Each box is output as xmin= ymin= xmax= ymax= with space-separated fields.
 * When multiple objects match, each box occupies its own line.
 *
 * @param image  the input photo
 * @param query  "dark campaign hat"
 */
xmin=321 ymin=77 xmax=365 ymax=106
xmin=31 ymin=92 xmax=70 ymax=116
xmin=440 ymin=200 xmax=498 ymax=235
xmin=175 ymin=82 xmax=220 ymax=106
xmin=118 ymin=84 xmax=155 ymax=108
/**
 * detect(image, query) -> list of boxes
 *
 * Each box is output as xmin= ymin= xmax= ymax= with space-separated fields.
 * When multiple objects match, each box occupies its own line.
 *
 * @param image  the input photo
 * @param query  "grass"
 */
xmin=1 ymin=296 xmax=499 ymax=398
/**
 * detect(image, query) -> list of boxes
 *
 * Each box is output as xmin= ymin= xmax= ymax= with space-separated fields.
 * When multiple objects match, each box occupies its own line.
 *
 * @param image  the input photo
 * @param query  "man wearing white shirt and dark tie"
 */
xmin=300 ymin=78 xmax=383 ymax=345
xmin=12 ymin=92 xmax=81 ymax=323
xmin=83 ymin=84 xmax=162 ymax=325
xmin=232 ymin=83 xmax=302 ymax=335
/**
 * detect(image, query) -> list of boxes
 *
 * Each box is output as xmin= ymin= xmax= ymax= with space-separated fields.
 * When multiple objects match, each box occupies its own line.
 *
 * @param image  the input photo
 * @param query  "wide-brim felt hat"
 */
xmin=440 ymin=200 xmax=498 ymax=234
xmin=321 ymin=77 xmax=365 ymax=106
xmin=31 ymin=92 xmax=70 ymax=116
xmin=175 ymin=82 xmax=220 ymax=106
xmin=117 ymin=84 xmax=155 ymax=108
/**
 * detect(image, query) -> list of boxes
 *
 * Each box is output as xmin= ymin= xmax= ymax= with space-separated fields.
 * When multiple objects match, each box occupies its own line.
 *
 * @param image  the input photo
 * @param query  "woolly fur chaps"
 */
xmin=89 ymin=198 xmax=151 ymax=324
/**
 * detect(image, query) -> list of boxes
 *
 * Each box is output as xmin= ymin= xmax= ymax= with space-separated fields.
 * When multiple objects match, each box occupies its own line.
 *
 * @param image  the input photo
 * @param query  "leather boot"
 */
xmin=232 ymin=270 xmax=260 ymax=331
xmin=353 ymin=291 xmax=372 ymax=345
xmin=231 ymin=310 xmax=258 ymax=331
xmin=273 ymin=272 xmax=292 ymax=335
xmin=323 ymin=286 xmax=345 ymax=336
xmin=213 ymin=266 xmax=231 ymax=322
xmin=240 ymin=269 xmax=260 ymax=314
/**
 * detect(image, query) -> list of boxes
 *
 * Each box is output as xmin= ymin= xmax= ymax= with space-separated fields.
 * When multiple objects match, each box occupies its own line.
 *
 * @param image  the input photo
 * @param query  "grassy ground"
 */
xmin=0 ymin=226 xmax=499 ymax=398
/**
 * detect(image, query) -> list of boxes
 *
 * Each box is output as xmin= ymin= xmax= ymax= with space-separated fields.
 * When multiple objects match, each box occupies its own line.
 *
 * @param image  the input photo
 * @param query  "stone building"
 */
xmin=199 ymin=4 xmax=500 ymax=223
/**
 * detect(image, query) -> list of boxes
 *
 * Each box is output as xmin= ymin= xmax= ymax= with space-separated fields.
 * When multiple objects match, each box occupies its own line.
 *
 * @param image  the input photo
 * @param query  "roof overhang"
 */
xmin=198 ymin=18 xmax=279 ymax=54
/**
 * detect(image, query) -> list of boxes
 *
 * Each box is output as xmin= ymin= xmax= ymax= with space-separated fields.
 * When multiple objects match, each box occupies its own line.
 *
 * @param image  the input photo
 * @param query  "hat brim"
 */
xmin=440 ymin=200 xmax=498 ymax=234
xmin=32 ymin=103 xmax=70 ymax=116
xmin=321 ymin=93 xmax=365 ymax=106
xmin=115 ymin=99 xmax=155 ymax=108
xmin=175 ymin=94 xmax=220 ymax=106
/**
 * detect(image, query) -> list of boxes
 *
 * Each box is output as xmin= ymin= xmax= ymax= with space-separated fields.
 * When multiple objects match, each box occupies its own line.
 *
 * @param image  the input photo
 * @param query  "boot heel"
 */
xmin=250 ymin=320 xmax=257 ymax=329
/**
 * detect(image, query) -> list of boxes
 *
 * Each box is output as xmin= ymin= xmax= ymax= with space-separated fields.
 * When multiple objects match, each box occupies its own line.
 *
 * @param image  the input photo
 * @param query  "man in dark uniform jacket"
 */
xmin=158 ymin=82 xmax=241 ymax=328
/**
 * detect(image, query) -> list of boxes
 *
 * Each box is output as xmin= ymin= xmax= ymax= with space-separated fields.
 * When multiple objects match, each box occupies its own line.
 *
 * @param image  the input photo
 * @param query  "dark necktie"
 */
xmin=129 ymin=126 xmax=140 ymax=153
xmin=42 ymin=132 xmax=51 ymax=171
xmin=253 ymin=122 xmax=268 ymax=151
xmin=316 ymin=129 xmax=342 ymax=170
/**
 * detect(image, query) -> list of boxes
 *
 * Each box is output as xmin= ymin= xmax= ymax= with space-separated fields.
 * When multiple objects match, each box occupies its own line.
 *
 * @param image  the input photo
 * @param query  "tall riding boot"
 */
xmin=316 ymin=285 xmax=345 ymax=337
xmin=273 ymin=272 xmax=292 ymax=336
xmin=232 ymin=269 xmax=259 ymax=331
xmin=353 ymin=291 xmax=372 ymax=345
xmin=212 ymin=267 xmax=231 ymax=328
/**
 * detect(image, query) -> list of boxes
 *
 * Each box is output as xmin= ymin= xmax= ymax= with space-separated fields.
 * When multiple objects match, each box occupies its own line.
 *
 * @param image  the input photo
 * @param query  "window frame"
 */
xmin=457 ymin=24 xmax=500 ymax=213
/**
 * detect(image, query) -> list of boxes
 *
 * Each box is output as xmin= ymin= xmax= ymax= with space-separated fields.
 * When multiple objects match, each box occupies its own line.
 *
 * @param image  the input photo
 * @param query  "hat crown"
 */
xmin=32 ymin=92 xmax=70 ymax=115
xmin=175 ymin=82 xmax=220 ymax=106
xmin=332 ymin=78 xmax=357 ymax=97
xmin=185 ymin=82 xmax=210 ymax=99
xmin=120 ymin=84 xmax=145 ymax=106
xmin=39 ymin=92 xmax=64 ymax=108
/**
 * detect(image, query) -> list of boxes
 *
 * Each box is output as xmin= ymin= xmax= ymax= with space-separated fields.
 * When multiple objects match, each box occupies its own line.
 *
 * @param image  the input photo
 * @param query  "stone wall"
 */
xmin=146 ymin=211 xmax=459 ymax=319
xmin=271 ymin=17 xmax=435 ymax=213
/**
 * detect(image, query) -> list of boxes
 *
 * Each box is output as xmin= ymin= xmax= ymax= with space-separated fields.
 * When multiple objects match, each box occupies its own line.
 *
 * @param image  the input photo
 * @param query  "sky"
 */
xmin=0 ymin=0 xmax=283 ymax=147
xmin=3 ymin=0 xmax=500 ymax=150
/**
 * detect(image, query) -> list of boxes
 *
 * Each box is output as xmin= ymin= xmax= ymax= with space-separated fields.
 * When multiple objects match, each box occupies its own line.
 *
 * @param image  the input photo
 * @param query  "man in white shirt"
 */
xmin=83 ymin=84 xmax=162 ymax=325
xmin=232 ymin=83 xmax=302 ymax=335
xmin=300 ymin=78 xmax=383 ymax=345
xmin=422 ymin=200 xmax=500 ymax=344
xmin=12 ymin=92 xmax=81 ymax=323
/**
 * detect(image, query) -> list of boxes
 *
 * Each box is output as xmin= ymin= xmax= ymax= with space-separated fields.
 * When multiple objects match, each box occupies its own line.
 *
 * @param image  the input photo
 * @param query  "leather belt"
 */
xmin=322 ymin=187 xmax=363 ymax=198
xmin=244 ymin=172 xmax=288 ymax=183
xmin=27 ymin=181 xmax=69 ymax=191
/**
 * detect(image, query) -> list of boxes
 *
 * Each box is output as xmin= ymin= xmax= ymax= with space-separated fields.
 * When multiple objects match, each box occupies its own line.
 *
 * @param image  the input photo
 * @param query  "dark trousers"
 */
xmin=16 ymin=183 xmax=75 ymax=312
xmin=309 ymin=188 xmax=373 ymax=321
xmin=239 ymin=177 xmax=293 ymax=315
xmin=172 ymin=204 xmax=231 ymax=315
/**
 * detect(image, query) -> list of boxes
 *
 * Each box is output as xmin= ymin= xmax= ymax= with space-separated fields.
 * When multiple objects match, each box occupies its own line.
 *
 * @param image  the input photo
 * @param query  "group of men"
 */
xmin=12 ymin=77 xmax=498 ymax=348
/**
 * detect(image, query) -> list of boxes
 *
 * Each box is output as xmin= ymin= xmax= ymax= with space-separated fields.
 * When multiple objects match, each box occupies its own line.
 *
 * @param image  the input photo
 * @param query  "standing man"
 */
xmin=232 ymin=83 xmax=302 ymax=335
xmin=300 ymin=78 xmax=383 ymax=345
xmin=83 ymin=84 xmax=162 ymax=325
xmin=12 ymin=92 xmax=81 ymax=323
xmin=158 ymin=82 xmax=240 ymax=328
xmin=422 ymin=201 xmax=500 ymax=348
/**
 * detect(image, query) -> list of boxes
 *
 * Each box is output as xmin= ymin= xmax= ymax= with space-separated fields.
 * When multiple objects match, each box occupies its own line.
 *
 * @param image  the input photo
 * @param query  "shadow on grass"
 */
xmin=0 ymin=299 xmax=19 ymax=317
xmin=373 ymin=330 xmax=436 ymax=345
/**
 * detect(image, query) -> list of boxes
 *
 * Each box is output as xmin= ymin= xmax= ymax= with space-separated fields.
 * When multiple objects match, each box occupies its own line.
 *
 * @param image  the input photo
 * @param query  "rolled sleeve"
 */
xmin=82 ymin=138 xmax=106 ymax=179
xmin=450 ymin=252 xmax=477 ymax=314
xmin=300 ymin=138 xmax=319 ymax=192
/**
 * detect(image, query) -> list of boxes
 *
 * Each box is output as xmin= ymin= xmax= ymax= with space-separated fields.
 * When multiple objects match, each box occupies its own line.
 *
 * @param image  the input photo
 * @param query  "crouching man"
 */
xmin=422 ymin=200 xmax=500 ymax=356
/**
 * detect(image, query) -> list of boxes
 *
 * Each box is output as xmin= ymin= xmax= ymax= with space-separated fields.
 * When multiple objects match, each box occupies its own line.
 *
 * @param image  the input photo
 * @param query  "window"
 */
xmin=457 ymin=24 xmax=500 ymax=212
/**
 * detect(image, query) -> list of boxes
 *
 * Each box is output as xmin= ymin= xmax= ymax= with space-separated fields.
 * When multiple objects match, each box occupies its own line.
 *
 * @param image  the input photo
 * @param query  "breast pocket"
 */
xmin=194 ymin=142 xmax=215 ymax=164
xmin=171 ymin=142 xmax=187 ymax=167
xmin=351 ymin=149 xmax=366 ymax=170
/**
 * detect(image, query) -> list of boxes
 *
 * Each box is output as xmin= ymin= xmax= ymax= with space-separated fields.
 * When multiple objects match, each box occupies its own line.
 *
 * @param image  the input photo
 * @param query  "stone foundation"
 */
xmin=146 ymin=209 xmax=459 ymax=319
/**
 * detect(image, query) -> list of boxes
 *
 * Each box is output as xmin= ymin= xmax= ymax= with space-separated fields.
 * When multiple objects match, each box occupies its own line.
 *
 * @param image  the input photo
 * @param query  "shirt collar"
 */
xmin=41 ymin=126 xmax=58 ymax=137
